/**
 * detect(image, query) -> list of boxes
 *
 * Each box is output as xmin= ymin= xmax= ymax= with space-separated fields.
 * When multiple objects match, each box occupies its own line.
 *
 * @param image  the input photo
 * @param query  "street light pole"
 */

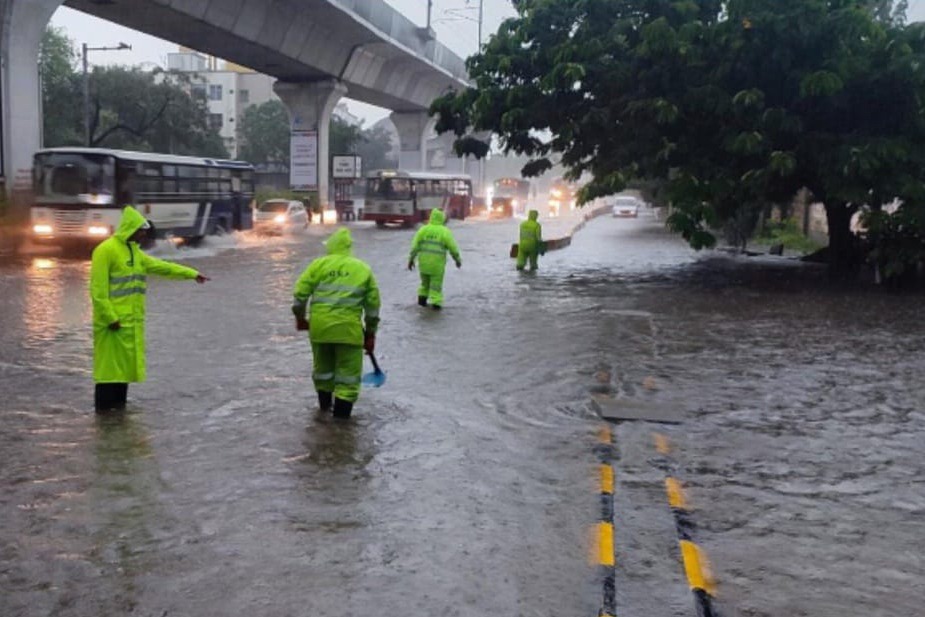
xmin=478 ymin=0 xmax=483 ymax=50
xmin=82 ymin=42 xmax=132 ymax=147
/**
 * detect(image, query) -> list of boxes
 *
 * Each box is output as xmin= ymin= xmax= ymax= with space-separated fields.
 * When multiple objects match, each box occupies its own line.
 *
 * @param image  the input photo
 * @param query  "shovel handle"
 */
xmin=367 ymin=351 xmax=382 ymax=373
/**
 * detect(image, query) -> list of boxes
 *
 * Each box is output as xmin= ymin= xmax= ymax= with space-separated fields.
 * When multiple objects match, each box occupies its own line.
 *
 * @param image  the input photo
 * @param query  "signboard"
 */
xmin=332 ymin=155 xmax=362 ymax=179
xmin=290 ymin=130 xmax=318 ymax=190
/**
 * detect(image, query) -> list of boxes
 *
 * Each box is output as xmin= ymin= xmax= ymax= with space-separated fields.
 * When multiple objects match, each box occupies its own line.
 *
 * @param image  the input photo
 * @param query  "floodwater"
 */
xmin=1 ymin=212 xmax=923 ymax=617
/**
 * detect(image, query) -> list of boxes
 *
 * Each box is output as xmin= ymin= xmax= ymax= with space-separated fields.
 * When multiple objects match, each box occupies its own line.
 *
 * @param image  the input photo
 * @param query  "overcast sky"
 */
xmin=49 ymin=0 xmax=925 ymax=124
xmin=49 ymin=0 xmax=517 ymax=125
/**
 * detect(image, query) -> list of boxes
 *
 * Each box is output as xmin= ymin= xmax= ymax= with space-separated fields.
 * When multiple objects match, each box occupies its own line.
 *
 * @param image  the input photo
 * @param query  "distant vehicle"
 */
xmin=253 ymin=199 xmax=309 ymax=234
xmin=363 ymin=170 xmax=472 ymax=227
xmin=31 ymin=147 xmax=255 ymax=246
xmin=548 ymin=177 xmax=577 ymax=217
xmin=612 ymin=196 xmax=640 ymax=218
xmin=490 ymin=177 xmax=531 ymax=218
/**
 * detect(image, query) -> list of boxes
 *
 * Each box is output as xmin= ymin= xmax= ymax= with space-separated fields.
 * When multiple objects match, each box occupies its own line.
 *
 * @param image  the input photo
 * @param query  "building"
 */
xmin=167 ymin=49 xmax=276 ymax=158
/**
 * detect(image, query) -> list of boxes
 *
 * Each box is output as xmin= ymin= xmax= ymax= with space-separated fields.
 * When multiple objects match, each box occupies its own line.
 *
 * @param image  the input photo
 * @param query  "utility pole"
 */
xmin=478 ymin=0 xmax=483 ymax=50
xmin=82 ymin=42 xmax=132 ymax=147
xmin=427 ymin=0 xmax=433 ymax=30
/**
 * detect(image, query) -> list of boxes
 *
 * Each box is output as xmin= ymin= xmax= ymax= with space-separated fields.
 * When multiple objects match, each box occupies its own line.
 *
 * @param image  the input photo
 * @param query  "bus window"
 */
xmin=33 ymin=152 xmax=116 ymax=199
xmin=178 ymin=166 xmax=195 ymax=178
xmin=367 ymin=177 xmax=411 ymax=199
xmin=162 ymin=164 xmax=177 ymax=177
xmin=163 ymin=180 xmax=177 ymax=193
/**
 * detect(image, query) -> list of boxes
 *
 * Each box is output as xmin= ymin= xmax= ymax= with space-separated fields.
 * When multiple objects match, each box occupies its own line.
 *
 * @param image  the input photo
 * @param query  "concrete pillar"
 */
xmin=389 ymin=110 xmax=433 ymax=171
xmin=1 ymin=0 xmax=63 ymax=193
xmin=273 ymin=79 xmax=347 ymax=210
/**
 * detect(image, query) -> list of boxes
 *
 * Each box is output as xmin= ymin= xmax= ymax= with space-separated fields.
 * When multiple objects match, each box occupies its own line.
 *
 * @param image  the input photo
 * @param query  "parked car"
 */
xmin=253 ymin=199 xmax=309 ymax=234
xmin=612 ymin=196 xmax=640 ymax=218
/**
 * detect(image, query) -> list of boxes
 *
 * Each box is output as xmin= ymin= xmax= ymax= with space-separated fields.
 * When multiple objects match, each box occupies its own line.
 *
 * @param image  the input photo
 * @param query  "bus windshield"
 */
xmin=366 ymin=177 xmax=412 ymax=200
xmin=33 ymin=152 xmax=116 ymax=202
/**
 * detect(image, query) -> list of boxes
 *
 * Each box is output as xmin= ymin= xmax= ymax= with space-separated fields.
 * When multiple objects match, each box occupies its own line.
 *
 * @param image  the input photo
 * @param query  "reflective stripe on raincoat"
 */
xmin=292 ymin=227 xmax=381 ymax=346
xmin=90 ymin=206 xmax=198 ymax=383
xmin=519 ymin=209 xmax=542 ymax=253
xmin=409 ymin=209 xmax=461 ymax=274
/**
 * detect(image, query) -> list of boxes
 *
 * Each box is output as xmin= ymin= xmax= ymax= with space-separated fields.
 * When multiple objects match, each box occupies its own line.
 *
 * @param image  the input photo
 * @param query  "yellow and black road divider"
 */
xmin=594 ymin=424 xmax=616 ymax=617
xmin=652 ymin=433 xmax=720 ymax=617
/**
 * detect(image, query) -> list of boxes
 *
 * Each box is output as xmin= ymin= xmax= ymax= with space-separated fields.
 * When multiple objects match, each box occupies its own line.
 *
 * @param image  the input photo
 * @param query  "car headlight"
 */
xmin=88 ymin=225 xmax=110 ymax=236
xmin=33 ymin=224 xmax=53 ymax=235
xmin=274 ymin=214 xmax=287 ymax=223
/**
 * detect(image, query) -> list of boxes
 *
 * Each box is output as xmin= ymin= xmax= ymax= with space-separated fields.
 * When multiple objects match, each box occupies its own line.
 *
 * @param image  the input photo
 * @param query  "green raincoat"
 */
xmin=292 ymin=228 xmax=381 ymax=402
xmin=292 ymin=227 xmax=381 ymax=345
xmin=517 ymin=209 xmax=543 ymax=270
xmin=409 ymin=209 xmax=461 ymax=305
xmin=90 ymin=206 xmax=199 ymax=383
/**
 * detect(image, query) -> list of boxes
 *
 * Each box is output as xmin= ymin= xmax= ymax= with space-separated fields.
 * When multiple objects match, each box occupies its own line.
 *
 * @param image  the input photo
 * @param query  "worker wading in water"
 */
xmin=407 ymin=209 xmax=461 ymax=310
xmin=517 ymin=209 xmax=544 ymax=271
xmin=292 ymin=228 xmax=381 ymax=419
xmin=90 ymin=206 xmax=209 ymax=412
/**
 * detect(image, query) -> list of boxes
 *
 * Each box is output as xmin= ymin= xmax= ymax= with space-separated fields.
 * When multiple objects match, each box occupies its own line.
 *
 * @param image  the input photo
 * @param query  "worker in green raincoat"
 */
xmin=517 ymin=209 xmax=543 ymax=271
xmin=90 ymin=206 xmax=209 ymax=412
xmin=407 ymin=209 xmax=461 ymax=310
xmin=292 ymin=227 xmax=380 ymax=419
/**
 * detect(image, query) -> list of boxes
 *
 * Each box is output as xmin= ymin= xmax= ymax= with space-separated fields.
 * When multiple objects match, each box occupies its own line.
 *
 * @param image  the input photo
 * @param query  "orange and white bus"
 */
xmin=363 ymin=170 xmax=472 ymax=227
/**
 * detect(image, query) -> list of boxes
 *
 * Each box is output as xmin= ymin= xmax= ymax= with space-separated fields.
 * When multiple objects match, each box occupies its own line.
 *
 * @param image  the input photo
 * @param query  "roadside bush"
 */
xmin=755 ymin=217 xmax=821 ymax=254
xmin=862 ymin=207 xmax=925 ymax=286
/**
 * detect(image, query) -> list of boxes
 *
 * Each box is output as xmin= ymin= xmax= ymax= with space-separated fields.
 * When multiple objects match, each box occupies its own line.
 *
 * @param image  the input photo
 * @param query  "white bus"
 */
xmin=31 ymin=148 xmax=255 ymax=245
xmin=362 ymin=170 xmax=472 ymax=227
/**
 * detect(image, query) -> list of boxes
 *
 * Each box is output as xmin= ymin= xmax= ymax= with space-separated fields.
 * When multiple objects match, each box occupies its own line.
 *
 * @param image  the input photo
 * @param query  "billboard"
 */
xmin=332 ymin=155 xmax=362 ymax=179
xmin=290 ymin=130 xmax=318 ymax=190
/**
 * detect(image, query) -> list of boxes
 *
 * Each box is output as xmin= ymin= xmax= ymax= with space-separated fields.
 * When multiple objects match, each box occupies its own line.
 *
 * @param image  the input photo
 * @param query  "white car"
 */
xmin=254 ymin=199 xmax=309 ymax=234
xmin=612 ymin=196 xmax=640 ymax=218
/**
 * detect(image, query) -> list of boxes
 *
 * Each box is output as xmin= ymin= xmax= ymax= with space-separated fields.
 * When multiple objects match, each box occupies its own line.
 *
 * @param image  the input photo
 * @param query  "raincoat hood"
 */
xmin=114 ymin=206 xmax=150 ymax=243
xmin=528 ymin=209 xmax=539 ymax=221
xmin=325 ymin=227 xmax=353 ymax=255
xmin=428 ymin=209 xmax=446 ymax=225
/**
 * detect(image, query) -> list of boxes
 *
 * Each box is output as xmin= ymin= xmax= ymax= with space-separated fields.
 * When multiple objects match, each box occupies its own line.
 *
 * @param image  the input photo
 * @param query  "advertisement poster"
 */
xmin=332 ymin=155 xmax=362 ymax=179
xmin=290 ymin=130 xmax=318 ymax=190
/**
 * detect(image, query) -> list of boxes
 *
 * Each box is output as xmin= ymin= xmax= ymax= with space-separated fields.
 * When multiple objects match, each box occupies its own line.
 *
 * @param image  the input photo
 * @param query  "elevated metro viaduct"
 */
xmin=0 ymin=0 xmax=470 ymax=204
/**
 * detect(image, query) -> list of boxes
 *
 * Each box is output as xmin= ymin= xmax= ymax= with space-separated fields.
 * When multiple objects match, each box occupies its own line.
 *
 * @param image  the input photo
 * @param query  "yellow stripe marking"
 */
xmin=665 ymin=477 xmax=687 ymax=509
xmin=600 ymin=464 xmax=614 ymax=494
xmin=653 ymin=432 xmax=671 ymax=455
xmin=597 ymin=522 xmax=615 ymax=566
xmin=598 ymin=425 xmax=612 ymax=444
xmin=679 ymin=540 xmax=716 ymax=596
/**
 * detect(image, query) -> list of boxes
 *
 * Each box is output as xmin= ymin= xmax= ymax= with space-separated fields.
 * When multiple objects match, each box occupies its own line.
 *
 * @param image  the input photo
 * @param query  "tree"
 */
xmin=431 ymin=0 xmax=925 ymax=276
xmin=237 ymin=99 xmax=393 ymax=171
xmin=40 ymin=26 xmax=81 ymax=147
xmin=238 ymin=100 xmax=290 ymax=167
xmin=355 ymin=125 xmax=398 ymax=171
xmin=86 ymin=67 xmax=227 ymax=157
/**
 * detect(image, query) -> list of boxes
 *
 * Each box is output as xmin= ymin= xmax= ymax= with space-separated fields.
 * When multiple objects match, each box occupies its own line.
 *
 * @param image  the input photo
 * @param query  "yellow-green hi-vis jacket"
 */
xmin=89 ymin=206 xmax=198 ymax=383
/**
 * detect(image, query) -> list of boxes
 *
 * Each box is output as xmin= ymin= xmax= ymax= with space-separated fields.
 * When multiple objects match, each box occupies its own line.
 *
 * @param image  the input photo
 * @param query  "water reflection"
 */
xmin=90 ymin=412 xmax=159 ymax=613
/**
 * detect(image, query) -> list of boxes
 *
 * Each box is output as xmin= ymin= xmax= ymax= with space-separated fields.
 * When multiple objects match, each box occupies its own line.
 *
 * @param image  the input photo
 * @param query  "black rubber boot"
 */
xmin=431 ymin=304 xmax=442 ymax=311
xmin=317 ymin=391 xmax=333 ymax=411
xmin=332 ymin=398 xmax=354 ymax=419
xmin=95 ymin=383 xmax=128 ymax=412
xmin=417 ymin=296 xmax=427 ymax=307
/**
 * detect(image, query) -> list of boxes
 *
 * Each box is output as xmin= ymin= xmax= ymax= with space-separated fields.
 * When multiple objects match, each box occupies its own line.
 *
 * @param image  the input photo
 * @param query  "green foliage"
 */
xmin=40 ymin=26 xmax=228 ymax=158
xmin=755 ymin=217 xmax=823 ymax=254
xmin=431 ymin=0 xmax=923 ymax=274
xmin=238 ymin=100 xmax=290 ymax=166
xmin=40 ymin=26 xmax=81 ymax=146
xmin=862 ymin=205 xmax=925 ymax=281
xmin=237 ymin=99 xmax=396 ymax=172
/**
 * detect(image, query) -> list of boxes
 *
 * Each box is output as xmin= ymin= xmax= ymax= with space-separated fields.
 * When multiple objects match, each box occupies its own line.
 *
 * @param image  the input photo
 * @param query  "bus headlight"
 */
xmin=88 ymin=225 xmax=110 ymax=236
xmin=33 ymin=224 xmax=54 ymax=235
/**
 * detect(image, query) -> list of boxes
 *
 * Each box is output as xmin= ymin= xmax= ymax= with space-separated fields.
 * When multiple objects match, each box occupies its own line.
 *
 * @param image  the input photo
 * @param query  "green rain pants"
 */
xmin=311 ymin=342 xmax=363 ymax=403
xmin=516 ymin=248 xmax=539 ymax=271
xmin=418 ymin=269 xmax=446 ymax=306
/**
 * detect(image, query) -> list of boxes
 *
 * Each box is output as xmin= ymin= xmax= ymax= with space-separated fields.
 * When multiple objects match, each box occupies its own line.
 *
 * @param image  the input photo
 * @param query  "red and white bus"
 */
xmin=363 ymin=170 xmax=472 ymax=227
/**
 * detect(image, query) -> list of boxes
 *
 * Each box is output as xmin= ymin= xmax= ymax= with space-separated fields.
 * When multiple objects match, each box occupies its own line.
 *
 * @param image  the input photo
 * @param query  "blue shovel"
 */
xmin=362 ymin=352 xmax=387 ymax=387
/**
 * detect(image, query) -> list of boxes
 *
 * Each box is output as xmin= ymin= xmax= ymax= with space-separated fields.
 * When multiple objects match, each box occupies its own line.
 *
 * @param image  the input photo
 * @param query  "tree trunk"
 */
xmin=824 ymin=201 xmax=858 ymax=277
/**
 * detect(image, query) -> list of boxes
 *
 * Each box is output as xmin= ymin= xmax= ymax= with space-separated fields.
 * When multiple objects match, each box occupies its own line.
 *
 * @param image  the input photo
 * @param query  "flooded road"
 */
xmin=1 ymin=212 xmax=923 ymax=616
